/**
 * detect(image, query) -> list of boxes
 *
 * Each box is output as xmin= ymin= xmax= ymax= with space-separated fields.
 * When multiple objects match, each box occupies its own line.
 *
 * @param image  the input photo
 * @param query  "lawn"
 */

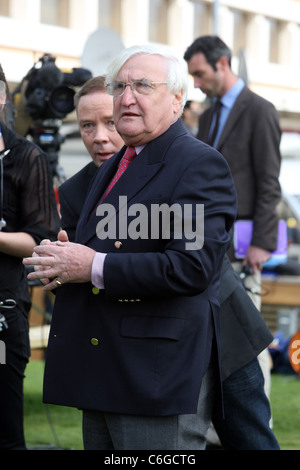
xmin=24 ymin=359 xmax=83 ymax=450
xmin=270 ymin=373 xmax=300 ymax=450
xmin=23 ymin=359 xmax=300 ymax=450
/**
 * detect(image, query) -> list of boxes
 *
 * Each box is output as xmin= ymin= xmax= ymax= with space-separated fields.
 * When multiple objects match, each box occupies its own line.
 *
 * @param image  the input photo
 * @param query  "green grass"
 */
xmin=23 ymin=360 xmax=300 ymax=450
xmin=24 ymin=359 xmax=83 ymax=450
xmin=270 ymin=373 xmax=300 ymax=450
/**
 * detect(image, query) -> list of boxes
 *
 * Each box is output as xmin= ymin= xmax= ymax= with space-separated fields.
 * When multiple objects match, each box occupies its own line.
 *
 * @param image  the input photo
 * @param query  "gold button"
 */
xmin=92 ymin=287 xmax=100 ymax=295
xmin=114 ymin=241 xmax=122 ymax=249
xmin=91 ymin=338 xmax=99 ymax=346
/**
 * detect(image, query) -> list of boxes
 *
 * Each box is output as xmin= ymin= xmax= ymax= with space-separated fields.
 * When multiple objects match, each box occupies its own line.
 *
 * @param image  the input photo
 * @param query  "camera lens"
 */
xmin=48 ymin=86 xmax=75 ymax=118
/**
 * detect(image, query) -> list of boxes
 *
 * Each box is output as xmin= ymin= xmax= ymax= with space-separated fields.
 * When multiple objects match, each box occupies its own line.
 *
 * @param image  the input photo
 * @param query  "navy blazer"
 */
xmin=59 ymin=161 xmax=98 ymax=241
xmin=43 ymin=119 xmax=237 ymax=416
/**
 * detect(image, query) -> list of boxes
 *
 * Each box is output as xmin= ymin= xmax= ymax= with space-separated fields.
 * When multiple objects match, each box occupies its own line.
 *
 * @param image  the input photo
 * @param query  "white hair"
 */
xmin=105 ymin=44 xmax=188 ymax=113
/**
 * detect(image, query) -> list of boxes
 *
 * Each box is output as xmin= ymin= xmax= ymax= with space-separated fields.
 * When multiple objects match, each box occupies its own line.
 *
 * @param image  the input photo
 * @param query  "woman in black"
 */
xmin=0 ymin=66 xmax=60 ymax=449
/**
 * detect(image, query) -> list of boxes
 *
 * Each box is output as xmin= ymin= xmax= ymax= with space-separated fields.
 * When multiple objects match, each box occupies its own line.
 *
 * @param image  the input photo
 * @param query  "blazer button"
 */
xmin=92 ymin=287 xmax=100 ymax=295
xmin=91 ymin=338 xmax=99 ymax=346
xmin=114 ymin=241 xmax=122 ymax=249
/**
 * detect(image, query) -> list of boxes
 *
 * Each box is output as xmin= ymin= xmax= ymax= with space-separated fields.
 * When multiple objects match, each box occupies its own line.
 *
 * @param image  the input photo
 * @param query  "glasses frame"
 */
xmin=106 ymin=79 xmax=168 ymax=97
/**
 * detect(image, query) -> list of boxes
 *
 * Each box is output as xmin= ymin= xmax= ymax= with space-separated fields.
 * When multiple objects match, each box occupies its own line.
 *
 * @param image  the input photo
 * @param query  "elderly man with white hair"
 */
xmin=24 ymin=44 xmax=236 ymax=450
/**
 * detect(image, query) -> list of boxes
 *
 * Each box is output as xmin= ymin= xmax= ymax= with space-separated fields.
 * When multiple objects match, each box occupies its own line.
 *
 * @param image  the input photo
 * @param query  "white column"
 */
xmin=278 ymin=22 xmax=300 ymax=67
xmin=245 ymin=14 xmax=270 ymax=63
xmin=167 ymin=0 xmax=194 ymax=54
xmin=121 ymin=0 xmax=150 ymax=45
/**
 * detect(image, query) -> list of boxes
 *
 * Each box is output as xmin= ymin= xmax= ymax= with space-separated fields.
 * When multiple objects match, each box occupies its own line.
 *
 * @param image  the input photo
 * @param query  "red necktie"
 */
xmin=102 ymin=146 xmax=136 ymax=199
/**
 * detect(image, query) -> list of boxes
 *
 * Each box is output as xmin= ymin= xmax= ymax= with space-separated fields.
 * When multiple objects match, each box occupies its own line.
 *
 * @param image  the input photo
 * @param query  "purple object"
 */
xmin=234 ymin=219 xmax=288 ymax=263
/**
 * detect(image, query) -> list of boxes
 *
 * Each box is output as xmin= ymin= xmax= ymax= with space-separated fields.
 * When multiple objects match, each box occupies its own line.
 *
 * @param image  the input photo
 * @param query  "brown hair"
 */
xmin=0 ymin=64 xmax=9 ymax=94
xmin=74 ymin=75 xmax=106 ymax=109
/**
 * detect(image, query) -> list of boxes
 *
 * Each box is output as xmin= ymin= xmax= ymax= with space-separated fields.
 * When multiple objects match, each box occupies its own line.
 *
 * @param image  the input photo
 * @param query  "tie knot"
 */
xmin=215 ymin=99 xmax=222 ymax=110
xmin=124 ymin=146 xmax=136 ymax=161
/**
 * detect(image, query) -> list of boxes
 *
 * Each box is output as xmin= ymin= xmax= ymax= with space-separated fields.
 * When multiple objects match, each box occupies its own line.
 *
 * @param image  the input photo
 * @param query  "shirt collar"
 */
xmin=220 ymin=78 xmax=245 ymax=109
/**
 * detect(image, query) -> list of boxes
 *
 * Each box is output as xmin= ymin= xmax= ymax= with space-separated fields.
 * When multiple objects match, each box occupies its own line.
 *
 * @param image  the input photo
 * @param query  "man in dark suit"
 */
xmin=61 ymin=65 xmax=279 ymax=450
xmin=184 ymin=35 xmax=281 ymax=448
xmin=184 ymin=36 xmax=281 ymax=277
xmin=59 ymin=76 xmax=124 ymax=241
xmin=24 ymin=44 xmax=236 ymax=450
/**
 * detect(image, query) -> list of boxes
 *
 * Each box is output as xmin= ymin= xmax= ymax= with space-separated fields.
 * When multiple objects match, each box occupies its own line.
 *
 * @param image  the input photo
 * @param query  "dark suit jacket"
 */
xmin=59 ymin=131 xmax=273 ymax=386
xmin=219 ymin=255 xmax=273 ymax=381
xmin=43 ymin=119 xmax=236 ymax=416
xmin=58 ymin=161 xmax=98 ymax=241
xmin=198 ymin=86 xmax=281 ymax=254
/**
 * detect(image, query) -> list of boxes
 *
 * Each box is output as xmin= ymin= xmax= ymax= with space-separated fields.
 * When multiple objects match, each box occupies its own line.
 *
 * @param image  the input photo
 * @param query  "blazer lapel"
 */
xmin=75 ymin=149 xmax=124 ymax=242
xmin=76 ymin=119 xmax=187 ymax=245
xmin=77 ymin=146 xmax=165 ymax=245
xmin=217 ymin=87 xmax=249 ymax=151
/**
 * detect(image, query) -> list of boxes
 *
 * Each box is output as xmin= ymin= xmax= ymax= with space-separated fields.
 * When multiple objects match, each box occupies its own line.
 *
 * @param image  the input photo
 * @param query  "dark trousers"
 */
xmin=212 ymin=358 xmax=280 ymax=450
xmin=0 ymin=307 xmax=29 ymax=449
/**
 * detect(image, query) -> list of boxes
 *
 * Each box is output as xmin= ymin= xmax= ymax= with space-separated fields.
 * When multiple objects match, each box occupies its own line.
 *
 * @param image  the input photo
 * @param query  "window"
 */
xmin=41 ymin=0 xmax=69 ymax=27
xmin=0 ymin=0 xmax=9 ymax=17
xmin=193 ymin=1 xmax=211 ymax=37
xmin=269 ymin=18 xmax=279 ymax=63
xmin=149 ymin=0 xmax=168 ymax=44
xmin=232 ymin=10 xmax=246 ymax=56
xmin=98 ymin=0 xmax=121 ymax=32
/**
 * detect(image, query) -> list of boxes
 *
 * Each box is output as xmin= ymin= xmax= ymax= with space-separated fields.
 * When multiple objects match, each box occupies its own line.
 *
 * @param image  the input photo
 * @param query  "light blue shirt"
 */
xmin=209 ymin=78 xmax=245 ymax=147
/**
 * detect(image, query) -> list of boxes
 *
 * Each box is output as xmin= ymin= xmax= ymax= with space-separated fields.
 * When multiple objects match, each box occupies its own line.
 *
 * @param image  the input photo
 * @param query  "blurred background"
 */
xmin=1 ymin=1 xmax=299 ymax=164
xmin=0 ymin=1 xmax=299 ymax=185
xmin=1 ymin=0 xmax=300 ymax=449
xmin=1 ymin=0 xmax=300 ymax=329
xmin=1 ymin=0 xmax=299 ymax=251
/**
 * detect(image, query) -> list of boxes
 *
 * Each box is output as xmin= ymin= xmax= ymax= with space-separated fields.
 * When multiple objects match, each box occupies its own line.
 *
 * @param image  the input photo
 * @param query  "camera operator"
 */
xmin=0 ymin=65 xmax=60 ymax=450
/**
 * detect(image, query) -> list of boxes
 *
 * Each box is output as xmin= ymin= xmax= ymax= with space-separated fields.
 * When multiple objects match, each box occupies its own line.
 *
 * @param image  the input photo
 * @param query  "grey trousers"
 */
xmin=82 ymin=357 xmax=217 ymax=450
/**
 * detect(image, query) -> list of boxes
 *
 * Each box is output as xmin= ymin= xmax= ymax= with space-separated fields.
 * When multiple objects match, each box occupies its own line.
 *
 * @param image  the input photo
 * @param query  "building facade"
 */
xmin=0 ymin=0 xmax=300 ymax=129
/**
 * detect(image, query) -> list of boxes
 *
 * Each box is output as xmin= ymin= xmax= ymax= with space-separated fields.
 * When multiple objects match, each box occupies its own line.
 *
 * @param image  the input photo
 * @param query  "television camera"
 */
xmin=13 ymin=53 xmax=92 ymax=184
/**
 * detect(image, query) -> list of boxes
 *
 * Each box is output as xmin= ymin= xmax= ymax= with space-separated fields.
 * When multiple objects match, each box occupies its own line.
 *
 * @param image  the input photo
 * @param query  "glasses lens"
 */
xmin=107 ymin=80 xmax=155 ymax=96
xmin=134 ymin=80 xmax=152 ymax=95
xmin=107 ymin=82 xmax=124 ymax=96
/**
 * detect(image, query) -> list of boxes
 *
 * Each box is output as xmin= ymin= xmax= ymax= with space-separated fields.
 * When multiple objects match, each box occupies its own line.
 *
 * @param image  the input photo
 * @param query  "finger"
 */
xmin=58 ymin=230 xmax=69 ymax=242
xmin=40 ymin=239 xmax=52 ymax=246
xmin=42 ymin=278 xmax=62 ymax=292
xmin=23 ymin=255 xmax=54 ymax=266
xmin=27 ymin=268 xmax=51 ymax=281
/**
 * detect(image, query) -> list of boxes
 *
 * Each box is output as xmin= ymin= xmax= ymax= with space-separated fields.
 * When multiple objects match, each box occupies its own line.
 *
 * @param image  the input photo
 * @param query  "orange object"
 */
xmin=288 ymin=330 xmax=300 ymax=374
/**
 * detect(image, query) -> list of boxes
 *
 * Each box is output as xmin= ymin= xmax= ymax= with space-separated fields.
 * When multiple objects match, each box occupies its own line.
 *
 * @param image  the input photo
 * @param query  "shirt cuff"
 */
xmin=91 ymin=252 xmax=107 ymax=289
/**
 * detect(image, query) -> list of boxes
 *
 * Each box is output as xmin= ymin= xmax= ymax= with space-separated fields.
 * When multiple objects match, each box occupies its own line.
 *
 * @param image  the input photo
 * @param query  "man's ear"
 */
xmin=217 ymin=56 xmax=230 ymax=71
xmin=173 ymin=89 xmax=183 ymax=115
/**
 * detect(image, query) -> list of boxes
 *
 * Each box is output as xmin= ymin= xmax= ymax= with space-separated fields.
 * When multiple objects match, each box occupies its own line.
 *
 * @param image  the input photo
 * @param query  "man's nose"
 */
xmin=120 ymin=85 xmax=137 ymax=105
xmin=94 ymin=125 xmax=109 ymax=142
xmin=193 ymin=77 xmax=202 ymax=89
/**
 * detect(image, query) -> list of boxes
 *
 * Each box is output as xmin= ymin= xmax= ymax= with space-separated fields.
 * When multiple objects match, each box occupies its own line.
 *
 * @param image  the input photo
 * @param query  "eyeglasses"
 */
xmin=106 ymin=79 xmax=168 ymax=97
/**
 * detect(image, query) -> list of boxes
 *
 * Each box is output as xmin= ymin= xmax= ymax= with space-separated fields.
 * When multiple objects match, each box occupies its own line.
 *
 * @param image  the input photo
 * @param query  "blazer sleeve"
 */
xmin=103 ymin=143 xmax=237 ymax=299
xmin=250 ymin=99 xmax=281 ymax=250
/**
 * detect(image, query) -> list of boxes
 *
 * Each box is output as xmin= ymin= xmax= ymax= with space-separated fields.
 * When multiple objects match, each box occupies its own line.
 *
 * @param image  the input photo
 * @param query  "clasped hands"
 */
xmin=23 ymin=230 xmax=96 ymax=291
